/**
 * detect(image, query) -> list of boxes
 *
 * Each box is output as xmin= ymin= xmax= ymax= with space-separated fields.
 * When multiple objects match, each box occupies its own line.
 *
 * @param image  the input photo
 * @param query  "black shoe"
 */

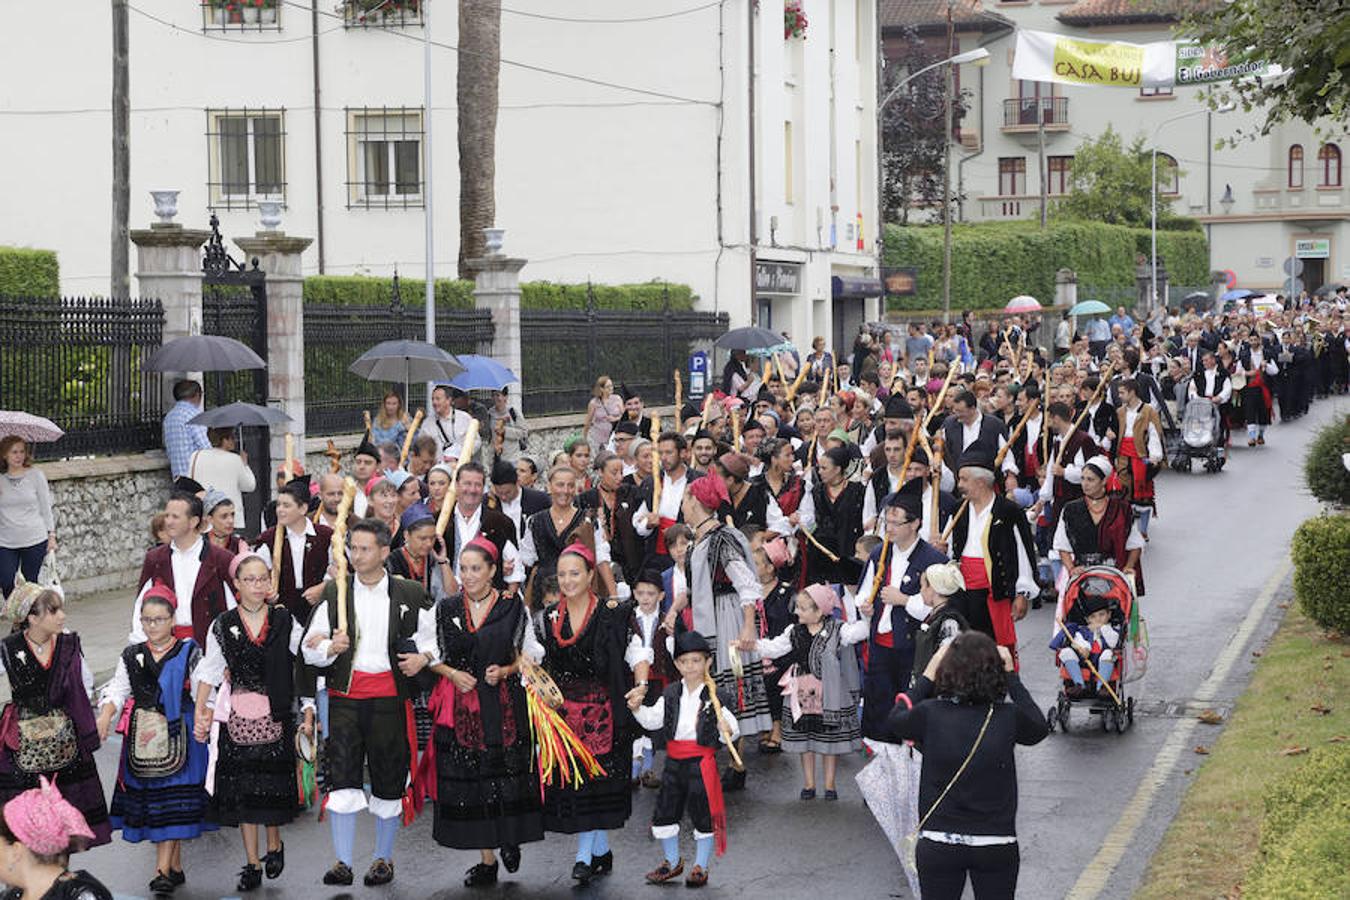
xmin=591 ymin=850 xmax=614 ymax=876
xmin=500 ymin=844 xmax=521 ymax=873
xmin=824 ymin=789 xmax=839 ymax=801
xmin=720 ymin=767 xmax=747 ymax=792
xmin=464 ymin=862 xmax=498 ymax=887
xmin=1031 ymin=595 xmax=1043 ymax=610
xmin=364 ymin=858 xmax=395 ymax=887
xmin=168 ymin=869 xmax=186 ymax=887
xmin=571 ymin=861 xmax=594 ymax=885
xmin=322 ymin=862 xmax=354 ymax=886
xmin=148 ymin=873 xmax=176 ymax=894
xmin=799 ymin=788 xmax=816 ymax=801
xmin=262 ymin=842 xmax=284 ymax=879
xmin=236 ymin=864 xmax=263 ymax=893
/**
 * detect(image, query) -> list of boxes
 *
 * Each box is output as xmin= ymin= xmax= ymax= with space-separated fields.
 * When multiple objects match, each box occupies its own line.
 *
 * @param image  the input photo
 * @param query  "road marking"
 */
xmin=1065 ymin=558 xmax=1291 ymax=900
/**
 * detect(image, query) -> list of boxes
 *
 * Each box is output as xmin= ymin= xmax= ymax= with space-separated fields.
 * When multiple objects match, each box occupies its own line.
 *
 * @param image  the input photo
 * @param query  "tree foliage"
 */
xmin=1054 ymin=126 xmax=1178 ymax=229
xmin=1182 ymin=0 xmax=1350 ymax=135
xmin=880 ymin=27 xmax=968 ymax=226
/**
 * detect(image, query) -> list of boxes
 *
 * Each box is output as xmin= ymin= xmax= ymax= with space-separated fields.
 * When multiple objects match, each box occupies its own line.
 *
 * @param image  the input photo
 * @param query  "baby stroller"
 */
xmin=1170 ymin=397 xmax=1225 ymax=473
xmin=1045 ymin=566 xmax=1145 ymax=734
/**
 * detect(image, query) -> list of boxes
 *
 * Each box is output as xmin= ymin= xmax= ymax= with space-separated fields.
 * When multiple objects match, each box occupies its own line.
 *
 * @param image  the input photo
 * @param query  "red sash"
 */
xmin=172 ymin=625 xmax=194 ymax=641
xmin=1118 ymin=436 xmax=1153 ymax=501
xmin=959 ymin=555 xmax=990 ymax=591
xmin=666 ymin=740 xmax=727 ymax=856
xmin=960 ymin=556 xmax=1018 ymax=670
xmin=873 ymin=630 xmax=894 ymax=649
xmin=1023 ymin=442 xmax=1039 ymax=481
xmin=654 ymin=516 xmax=678 ymax=555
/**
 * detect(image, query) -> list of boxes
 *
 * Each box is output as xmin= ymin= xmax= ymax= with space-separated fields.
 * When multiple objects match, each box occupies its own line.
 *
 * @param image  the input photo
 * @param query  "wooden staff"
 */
xmin=435 ymin=419 xmax=480 ymax=541
xmin=897 ymin=412 xmax=925 ymax=479
xmin=272 ymin=433 xmax=294 ymax=594
xmin=997 ymin=399 xmax=1039 ymax=468
xmin=731 ymin=408 xmax=742 ymax=451
xmin=785 ymin=358 xmax=808 ymax=403
xmin=929 ymin=433 xmax=944 ymax=543
xmin=799 ymin=525 xmax=840 ymax=563
xmin=649 ymin=415 xmax=663 ymax=521
xmin=818 ymin=366 xmax=832 ymax=406
xmin=673 ymin=371 xmax=684 ymax=432
xmin=362 ymin=410 xmax=372 ymax=441
xmin=1053 ymin=619 xmax=1122 ymax=707
xmin=398 ymin=408 xmax=424 ymax=469
xmin=923 ymin=361 xmax=962 ymax=429
xmin=325 ymin=439 xmax=342 ymax=474
xmin=331 ymin=477 xmax=358 ymax=635
xmin=939 ymin=499 xmax=968 ymax=544
xmin=700 ymin=392 xmax=715 ymax=426
xmin=703 ymin=672 xmax=743 ymax=768
xmin=863 ymin=538 xmax=891 ymax=608
xmin=1056 ymin=365 xmax=1114 ymax=467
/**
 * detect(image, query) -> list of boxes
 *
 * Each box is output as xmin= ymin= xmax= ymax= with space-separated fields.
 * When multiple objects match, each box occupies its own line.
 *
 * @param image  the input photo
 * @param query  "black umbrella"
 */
xmin=714 ymin=326 xmax=785 ymax=352
xmin=1312 ymin=282 xmax=1345 ymax=297
xmin=349 ymin=340 xmax=465 ymax=384
xmin=188 ymin=402 xmax=292 ymax=428
xmin=143 ymin=334 xmax=265 ymax=372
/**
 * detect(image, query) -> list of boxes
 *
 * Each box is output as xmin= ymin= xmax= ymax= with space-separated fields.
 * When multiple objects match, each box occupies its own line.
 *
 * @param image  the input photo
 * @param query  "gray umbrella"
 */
xmin=143 ymin=334 xmax=265 ymax=372
xmin=188 ymin=402 xmax=292 ymax=428
xmin=349 ymin=340 xmax=466 ymax=384
xmin=714 ymin=326 xmax=785 ymax=352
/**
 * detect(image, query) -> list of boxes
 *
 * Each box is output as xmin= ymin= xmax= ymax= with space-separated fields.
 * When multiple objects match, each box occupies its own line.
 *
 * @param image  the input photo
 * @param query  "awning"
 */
xmin=832 ymin=275 xmax=883 ymax=299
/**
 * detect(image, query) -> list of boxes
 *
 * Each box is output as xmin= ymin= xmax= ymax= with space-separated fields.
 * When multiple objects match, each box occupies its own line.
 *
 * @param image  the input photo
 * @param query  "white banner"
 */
xmin=1012 ymin=30 xmax=1274 ymax=90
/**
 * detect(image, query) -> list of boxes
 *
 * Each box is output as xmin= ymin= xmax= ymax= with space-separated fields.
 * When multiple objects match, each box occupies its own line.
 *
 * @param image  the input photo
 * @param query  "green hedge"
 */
xmin=303 ymin=276 xmax=696 ymax=311
xmin=1303 ymin=415 xmax=1350 ymax=506
xmin=1291 ymin=513 xmax=1350 ymax=633
xmin=1245 ymin=744 xmax=1350 ymax=900
xmin=0 ymin=246 xmax=59 ymax=297
xmin=883 ymin=219 xmax=1208 ymax=311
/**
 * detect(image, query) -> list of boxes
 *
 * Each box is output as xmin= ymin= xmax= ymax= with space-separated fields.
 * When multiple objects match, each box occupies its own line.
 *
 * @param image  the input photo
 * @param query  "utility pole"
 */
xmin=1037 ymin=86 xmax=1047 ymax=230
xmin=941 ymin=0 xmax=954 ymax=324
xmin=111 ymin=0 xmax=129 ymax=298
xmin=423 ymin=0 xmax=435 ymax=409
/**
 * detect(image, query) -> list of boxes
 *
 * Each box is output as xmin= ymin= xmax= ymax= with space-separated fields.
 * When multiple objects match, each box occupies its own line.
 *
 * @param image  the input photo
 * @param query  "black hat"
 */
xmin=634 ymin=569 xmax=665 ymax=592
xmin=354 ymin=437 xmax=380 ymax=461
xmin=680 ymin=401 xmax=703 ymax=424
xmin=909 ymin=445 xmax=929 ymax=468
xmin=691 ymin=428 xmax=716 ymax=443
xmin=956 ymin=442 xmax=997 ymax=473
xmin=1082 ymin=594 xmax=1113 ymax=616
xmin=613 ymin=420 xmax=640 ymax=436
xmin=674 ymin=631 xmax=711 ymax=659
xmin=173 ymin=476 xmax=205 ymax=495
xmin=279 ymin=480 xmax=310 ymax=507
xmin=491 ymin=459 xmax=518 ymax=485
xmin=884 ymin=395 xmax=915 ymax=420
xmin=619 ymin=382 xmax=638 ymax=403
xmin=284 ymin=472 xmax=312 ymax=492
xmin=885 ymin=476 xmax=925 ymax=518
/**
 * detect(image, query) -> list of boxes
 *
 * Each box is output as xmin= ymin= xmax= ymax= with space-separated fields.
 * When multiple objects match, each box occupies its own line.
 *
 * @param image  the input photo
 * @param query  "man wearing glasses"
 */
xmin=128 ymin=490 xmax=236 ymax=646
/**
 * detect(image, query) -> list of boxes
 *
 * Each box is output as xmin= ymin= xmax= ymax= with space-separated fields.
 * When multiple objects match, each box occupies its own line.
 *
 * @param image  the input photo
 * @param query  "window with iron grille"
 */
xmin=201 ymin=0 xmax=282 ymax=31
xmin=343 ymin=0 xmax=423 ymax=28
xmin=206 ymin=109 xmax=286 ymax=209
xmin=345 ymin=108 xmax=425 ymax=208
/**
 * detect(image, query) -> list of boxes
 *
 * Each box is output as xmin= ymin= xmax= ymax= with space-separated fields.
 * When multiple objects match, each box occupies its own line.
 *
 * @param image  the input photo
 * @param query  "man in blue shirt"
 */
xmin=1108 ymin=306 xmax=1136 ymax=334
xmin=162 ymin=379 xmax=209 ymax=478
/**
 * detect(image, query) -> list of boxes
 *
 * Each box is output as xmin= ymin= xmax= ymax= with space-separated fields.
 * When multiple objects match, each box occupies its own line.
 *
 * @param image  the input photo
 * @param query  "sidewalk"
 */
xmin=0 ymin=582 xmax=135 ymax=705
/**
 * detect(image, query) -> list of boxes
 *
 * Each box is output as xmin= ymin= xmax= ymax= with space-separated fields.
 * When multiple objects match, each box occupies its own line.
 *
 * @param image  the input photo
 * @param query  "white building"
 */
xmin=0 ymin=1 xmax=879 ymax=347
xmin=881 ymin=0 xmax=1349 ymax=297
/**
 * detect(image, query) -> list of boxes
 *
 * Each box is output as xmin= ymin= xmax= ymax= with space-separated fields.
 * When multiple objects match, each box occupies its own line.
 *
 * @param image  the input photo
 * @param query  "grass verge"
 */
xmin=1133 ymin=603 xmax=1349 ymax=900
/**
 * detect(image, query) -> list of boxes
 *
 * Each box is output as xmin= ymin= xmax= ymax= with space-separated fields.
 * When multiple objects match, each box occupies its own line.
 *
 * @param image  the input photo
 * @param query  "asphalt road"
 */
xmin=57 ymin=395 xmax=1350 ymax=900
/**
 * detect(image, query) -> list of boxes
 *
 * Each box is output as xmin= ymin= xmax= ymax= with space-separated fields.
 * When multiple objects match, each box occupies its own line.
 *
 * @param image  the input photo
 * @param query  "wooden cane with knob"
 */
xmin=272 ymin=433 xmax=294 ymax=595
xmin=398 ymin=408 xmax=424 ymax=469
xmin=331 ymin=477 xmax=358 ymax=636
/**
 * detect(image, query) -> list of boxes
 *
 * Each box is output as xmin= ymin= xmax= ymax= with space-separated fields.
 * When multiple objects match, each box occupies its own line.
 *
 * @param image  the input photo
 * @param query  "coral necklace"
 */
xmin=552 ymin=593 xmax=598 ymax=648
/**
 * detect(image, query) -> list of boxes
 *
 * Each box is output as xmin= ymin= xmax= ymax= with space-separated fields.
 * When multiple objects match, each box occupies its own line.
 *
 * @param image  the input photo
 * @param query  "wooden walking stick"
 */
xmin=863 ymin=538 xmax=891 ymax=608
xmin=673 ymin=371 xmax=684 ymax=432
xmin=363 ymin=410 xmax=373 ymax=441
xmin=649 ymin=415 xmax=663 ymax=523
xmin=330 ymin=477 xmax=358 ymax=636
xmin=398 ymin=408 xmax=424 ymax=469
xmin=434 ymin=420 xmax=480 ymax=542
xmin=785 ymin=359 xmax=808 ymax=405
xmin=1056 ymin=364 xmax=1114 ymax=467
xmin=272 ymin=433 xmax=294 ymax=594
xmin=799 ymin=526 xmax=841 ymax=563
xmin=703 ymin=671 xmax=744 ymax=769
xmin=997 ymin=400 xmax=1039 ymax=469
xmin=731 ymin=408 xmax=742 ymax=452
xmin=923 ymin=362 xmax=962 ymax=430
xmin=939 ymin=499 xmax=968 ymax=545
xmin=1053 ymin=619 xmax=1122 ymax=707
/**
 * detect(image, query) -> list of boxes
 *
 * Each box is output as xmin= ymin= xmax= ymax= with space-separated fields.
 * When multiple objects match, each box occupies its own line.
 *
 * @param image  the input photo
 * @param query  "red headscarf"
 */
xmin=464 ymin=535 xmax=500 ymax=563
xmin=143 ymin=581 xmax=179 ymax=611
xmin=687 ymin=473 xmax=730 ymax=512
xmin=560 ymin=542 xmax=595 ymax=569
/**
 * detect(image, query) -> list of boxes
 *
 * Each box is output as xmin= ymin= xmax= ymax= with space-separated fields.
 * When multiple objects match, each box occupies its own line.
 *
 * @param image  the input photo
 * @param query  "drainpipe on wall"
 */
xmin=311 ymin=1 xmax=325 ymax=273
xmin=747 ymin=0 xmax=758 ymax=329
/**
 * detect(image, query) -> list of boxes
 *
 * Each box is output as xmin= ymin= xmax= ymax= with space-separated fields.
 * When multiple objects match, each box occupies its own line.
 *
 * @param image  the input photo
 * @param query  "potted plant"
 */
xmin=241 ymin=0 xmax=259 ymax=24
xmin=785 ymin=0 xmax=807 ymax=40
xmin=259 ymin=0 xmax=278 ymax=25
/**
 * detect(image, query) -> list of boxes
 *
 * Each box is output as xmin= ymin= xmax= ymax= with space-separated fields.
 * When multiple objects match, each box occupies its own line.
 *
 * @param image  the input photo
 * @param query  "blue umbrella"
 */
xmin=1221 ymin=289 xmax=1258 ymax=302
xmin=1068 ymin=300 xmax=1111 ymax=316
xmin=448 ymin=355 xmax=518 ymax=391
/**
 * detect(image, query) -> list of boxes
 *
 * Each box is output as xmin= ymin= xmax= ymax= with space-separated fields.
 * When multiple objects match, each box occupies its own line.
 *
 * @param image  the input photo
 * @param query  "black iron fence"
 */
xmin=0 ymin=296 xmax=165 ymax=458
xmin=304 ymin=302 xmax=495 ymax=435
xmin=519 ymin=306 xmax=729 ymax=416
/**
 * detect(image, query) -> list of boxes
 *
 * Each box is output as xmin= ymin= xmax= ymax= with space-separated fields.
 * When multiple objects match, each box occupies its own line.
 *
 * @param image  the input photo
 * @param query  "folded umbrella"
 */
xmin=143 ymin=334 xmax=265 ymax=372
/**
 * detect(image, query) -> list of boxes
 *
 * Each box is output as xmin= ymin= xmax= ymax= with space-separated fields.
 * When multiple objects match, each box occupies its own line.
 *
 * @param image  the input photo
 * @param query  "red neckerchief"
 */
xmin=465 ymin=589 xmax=499 ymax=634
xmin=400 ymin=547 xmax=427 ymax=584
xmin=552 ymin=592 xmax=598 ymax=648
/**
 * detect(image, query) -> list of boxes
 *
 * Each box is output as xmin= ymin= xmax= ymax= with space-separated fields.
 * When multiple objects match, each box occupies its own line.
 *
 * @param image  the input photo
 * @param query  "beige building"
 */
xmin=881 ymin=0 xmax=1349 ymax=297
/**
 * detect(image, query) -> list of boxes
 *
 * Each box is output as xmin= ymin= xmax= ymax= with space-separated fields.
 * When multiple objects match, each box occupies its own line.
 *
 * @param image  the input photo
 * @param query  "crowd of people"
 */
xmin=0 ymin=288 xmax=1345 ymax=900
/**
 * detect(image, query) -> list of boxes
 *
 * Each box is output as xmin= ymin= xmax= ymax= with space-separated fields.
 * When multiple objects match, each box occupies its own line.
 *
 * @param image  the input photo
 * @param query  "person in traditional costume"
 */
xmin=1076 ymin=375 xmax=1117 ymax=454
xmin=939 ymin=390 xmax=1009 ymax=477
xmin=130 ymin=491 xmax=236 ymax=647
xmin=1053 ymin=456 xmax=1144 ymax=596
xmin=349 ymin=438 xmax=381 ymax=519
xmin=632 ymin=631 xmax=739 ymax=889
xmin=633 ymin=432 xmax=699 ymax=570
xmin=486 ymin=459 xmax=549 ymax=537
xmin=718 ymin=452 xmax=792 ymax=536
xmin=1037 ymin=401 xmax=1100 ymax=531
xmin=1235 ymin=332 xmax=1279 ymax=446
xmin=520 ymin=465 xmax=618 ymax=606
xmin=628 ymin=569 xmax=677 ymax=786
xmin=1003 ymin=384 xmax=1047 ymax=492
xmin=804 ymin=446 xmax=867 ymax=586
xmin=666 ymin=474 xmax=773 ymax=791
xmin=193 ymin=551 xmax=313 ymax=892
xmin=1112 ymin=378 xmax=1164 ymax=541
xmin=97 ymin=584 xmax=213 ymax=894
xmin=907 ymin=561 xmax=969 ymax=687
xmin=755 ymin=437 xmax=810 ymax=586
xmin=365 ymin=477 xmax=403 ymax=547
xmin=302 ymin=518 xmax=437 ymax=888
xmin=0 ymin=581 xmax=109 ymax=854
xmin=387 ymin=506 xmax=452 ymax=602
xmin=862 ymin=429 xmax=907 ymax=534
xmin=253 ymin=481 xmax=333 ymax=625
xmin=435 ymin=462 xmax=523 ymax=596
xmin=0 ymin=777 xmax=113 ymax=900
xmin=579 ymin=453 xmax=644 ymax=591
xmin=853 ymin=479 xmax=948 ymax=742
xmin=526 ymin=543 xmax=651 ymax=886
xmin=202 ymin=490 xmax=245 ymax=555
xmin=743 ymin=584 xmax=864 ymax=799
xmin=422 ymin=537 xmax=543 ymax=887
xmin=945 ymin=445 xmax=1038 ymax=670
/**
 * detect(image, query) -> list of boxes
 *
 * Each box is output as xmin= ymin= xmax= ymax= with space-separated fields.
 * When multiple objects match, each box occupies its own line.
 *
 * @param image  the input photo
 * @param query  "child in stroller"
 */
xmin=1049 ymin=595 xmax=1120 ymax=699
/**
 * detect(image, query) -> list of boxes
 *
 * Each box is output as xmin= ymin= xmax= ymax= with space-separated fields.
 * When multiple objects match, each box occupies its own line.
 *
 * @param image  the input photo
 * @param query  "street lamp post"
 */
xmin=878 ymin=46 xmax=989 ymax=324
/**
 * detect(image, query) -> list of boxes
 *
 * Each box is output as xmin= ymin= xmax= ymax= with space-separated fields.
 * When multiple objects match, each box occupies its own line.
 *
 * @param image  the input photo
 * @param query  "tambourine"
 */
xmin=518 ymin=655 xmax=565 ymax=710
xmin=727 ymin=640 xmax=745 ymax=680
xmin=294 ymin=727 xmax=317 ymax=764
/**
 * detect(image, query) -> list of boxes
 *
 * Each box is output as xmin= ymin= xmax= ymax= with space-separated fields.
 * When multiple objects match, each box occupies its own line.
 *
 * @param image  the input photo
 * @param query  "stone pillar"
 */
xmin=1054 ymin=268 xmax=1077 ymax=309
xmin=129 ymin=222 xmax=211 ymax=408
xmin=234 ymin=230 xmax=314 ymax=474
xmin=468 ymin=233 xmax=526 ymax=410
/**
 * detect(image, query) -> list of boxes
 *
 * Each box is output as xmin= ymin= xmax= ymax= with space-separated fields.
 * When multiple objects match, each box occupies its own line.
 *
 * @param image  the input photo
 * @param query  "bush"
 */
xmin=1291 ymin=513 xmax=1350 ymax=632
xmin=1303 ymin=415 xmax=1350 ymax=506
xmin=1245 ymin=744 xmax=1350 ymax=900
xmin=303 ymin=275 xmax=696 ymax=311
xmin=0 ymin=246 xmax=59 ymax=297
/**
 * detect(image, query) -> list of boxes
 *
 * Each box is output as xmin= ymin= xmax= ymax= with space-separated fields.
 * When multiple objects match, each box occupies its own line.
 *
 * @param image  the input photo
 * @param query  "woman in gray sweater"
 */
xmin=0 ymin=436 xmax=56 ymax=598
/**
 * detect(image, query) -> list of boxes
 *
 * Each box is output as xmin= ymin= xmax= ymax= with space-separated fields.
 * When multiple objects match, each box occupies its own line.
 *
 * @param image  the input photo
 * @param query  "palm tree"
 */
xmin=457 ymin=0 xmax=502 ymax=277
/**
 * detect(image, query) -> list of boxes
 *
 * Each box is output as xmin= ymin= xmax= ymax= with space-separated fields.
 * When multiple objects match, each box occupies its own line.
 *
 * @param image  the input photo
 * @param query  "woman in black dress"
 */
xmin=806 ymin=446 xmax=866 ymax=585
xmin=426 ymin=537 xmax=543 ymax=886
xmin=0 ymin=778 xmax=112 ymax=900
xmin=532 ymin=543 xmax=649 ymax=885
xmin=520 ymin=465 xmax=616 ymax=605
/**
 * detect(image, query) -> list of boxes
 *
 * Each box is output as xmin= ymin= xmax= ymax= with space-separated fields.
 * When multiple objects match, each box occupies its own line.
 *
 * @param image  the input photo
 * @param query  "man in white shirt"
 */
xmin=420 ymin=385 xmax=476 ymax=462
xmin=488 ymin=459 xmax=549 ymax=535
xmin=130 ymin=491 xmax=236 ymax=644
xmin=302 ymin=518 xmax=436 ymax=888
xmin=350 ymin=438 xmax=381 ymax=518
xmin=440 ymin=462 xmax=524 ymax=592
xmin=633 ymin=433 xmax=695 ymax=561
